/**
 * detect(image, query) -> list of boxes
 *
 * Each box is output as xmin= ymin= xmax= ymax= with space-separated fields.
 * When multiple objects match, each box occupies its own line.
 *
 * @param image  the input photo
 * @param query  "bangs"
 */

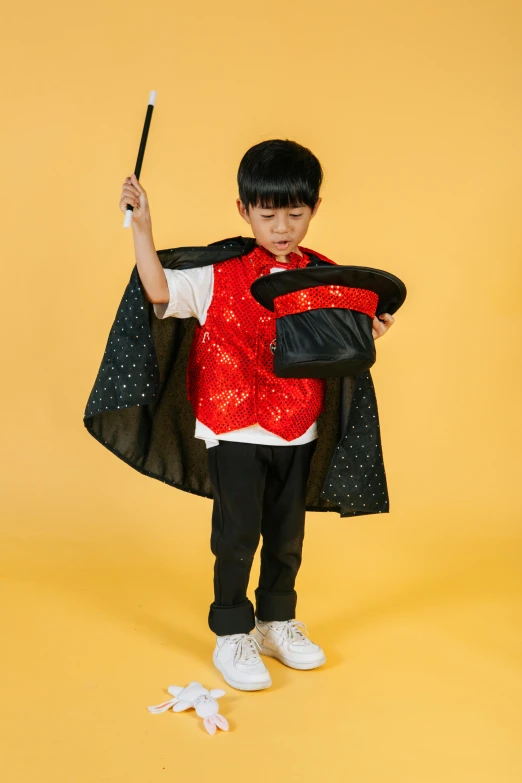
xmin=250 ymin=178 xmax=314 ymax=211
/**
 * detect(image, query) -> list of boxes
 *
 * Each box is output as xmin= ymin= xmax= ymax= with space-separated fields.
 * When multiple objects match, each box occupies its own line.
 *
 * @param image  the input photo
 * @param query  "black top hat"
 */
xmin=250 ymin=264 xmax=407 ymax=378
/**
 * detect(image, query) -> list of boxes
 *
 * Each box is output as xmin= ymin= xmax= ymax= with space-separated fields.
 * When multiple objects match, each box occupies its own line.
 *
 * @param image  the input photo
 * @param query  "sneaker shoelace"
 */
xmin=224 ymin=633 xmax=263 ymax=664
xmin=268 ymin=619 xmax=310 ymax=645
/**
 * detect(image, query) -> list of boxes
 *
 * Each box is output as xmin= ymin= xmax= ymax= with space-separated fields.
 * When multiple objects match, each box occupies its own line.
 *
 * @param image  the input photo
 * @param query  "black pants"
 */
xmin=206 ymin=439 xmax=317 ymax=636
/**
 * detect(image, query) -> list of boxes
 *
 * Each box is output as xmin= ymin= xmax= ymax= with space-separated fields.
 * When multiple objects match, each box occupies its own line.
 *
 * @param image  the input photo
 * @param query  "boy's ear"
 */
xmin=311 ymin=197 xmax=322 ymax=218
xmin=236 ymin=198 xmax=251 ymax=224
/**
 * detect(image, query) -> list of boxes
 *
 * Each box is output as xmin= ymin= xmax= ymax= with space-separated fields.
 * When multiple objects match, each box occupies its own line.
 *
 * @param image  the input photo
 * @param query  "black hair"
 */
xmin=237 ymin=138 xmax=323 ymax=212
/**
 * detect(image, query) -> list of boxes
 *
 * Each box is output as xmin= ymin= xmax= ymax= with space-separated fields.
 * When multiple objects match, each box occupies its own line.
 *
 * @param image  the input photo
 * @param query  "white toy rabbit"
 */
xmin=148 ymin=681 xmax=229 ymax=735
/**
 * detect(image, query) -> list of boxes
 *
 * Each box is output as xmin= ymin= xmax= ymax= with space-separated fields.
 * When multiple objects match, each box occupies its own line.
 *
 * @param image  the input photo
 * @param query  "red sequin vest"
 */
xmin=186 ymin=244 xmax=333 ymax=440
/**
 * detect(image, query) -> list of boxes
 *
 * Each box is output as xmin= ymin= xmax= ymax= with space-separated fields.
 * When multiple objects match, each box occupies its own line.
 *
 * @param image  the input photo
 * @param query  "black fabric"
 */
xmin=83 ymin=235 xmax=390 ymax=517
xmin=207 ymin=439 xmax=317 ymax=635
xmin=273 ymin=307 xmax=376 ymax=378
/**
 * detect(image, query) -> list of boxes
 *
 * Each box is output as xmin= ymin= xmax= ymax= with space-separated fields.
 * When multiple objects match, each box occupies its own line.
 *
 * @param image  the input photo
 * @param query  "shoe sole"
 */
xmin=213 ymin=653 xmax=272 ymax=691
xmin=257 ymin=644 xmax=327 ymax=670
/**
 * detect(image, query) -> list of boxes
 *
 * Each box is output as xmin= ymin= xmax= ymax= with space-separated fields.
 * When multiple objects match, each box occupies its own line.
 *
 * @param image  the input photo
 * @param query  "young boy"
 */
xmin=102 ymin=139 xmax=394 ymax=692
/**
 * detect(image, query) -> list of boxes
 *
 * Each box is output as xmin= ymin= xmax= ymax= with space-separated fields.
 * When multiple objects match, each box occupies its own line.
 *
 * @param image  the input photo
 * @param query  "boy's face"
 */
xmin=236 ymin=198 xmax=322 ymax=261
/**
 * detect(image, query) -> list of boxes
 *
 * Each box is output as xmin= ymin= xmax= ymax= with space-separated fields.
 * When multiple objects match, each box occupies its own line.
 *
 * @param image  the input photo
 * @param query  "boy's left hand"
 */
xmin=372 ymin=313 xmax=395 ymax=340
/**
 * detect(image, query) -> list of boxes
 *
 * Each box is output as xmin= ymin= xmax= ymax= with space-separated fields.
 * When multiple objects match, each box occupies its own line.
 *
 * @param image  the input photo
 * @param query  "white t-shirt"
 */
xmin=153 ymin=263 xmax=318 ymax=449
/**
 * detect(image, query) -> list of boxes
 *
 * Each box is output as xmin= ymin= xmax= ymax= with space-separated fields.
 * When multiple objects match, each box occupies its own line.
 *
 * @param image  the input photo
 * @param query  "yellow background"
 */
xmin=2 ymin=1 xmax=521 ymax=780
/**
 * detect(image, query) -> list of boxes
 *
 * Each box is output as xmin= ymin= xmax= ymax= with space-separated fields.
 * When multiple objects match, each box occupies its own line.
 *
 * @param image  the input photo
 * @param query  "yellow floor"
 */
xmin=2 ymin=494 xmax=521 ymax=782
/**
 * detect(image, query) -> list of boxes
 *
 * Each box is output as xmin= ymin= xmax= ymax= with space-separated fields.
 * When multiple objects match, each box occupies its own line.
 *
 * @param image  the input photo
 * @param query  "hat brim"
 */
xmin=250 ymin=265 xmax=407 ymax=317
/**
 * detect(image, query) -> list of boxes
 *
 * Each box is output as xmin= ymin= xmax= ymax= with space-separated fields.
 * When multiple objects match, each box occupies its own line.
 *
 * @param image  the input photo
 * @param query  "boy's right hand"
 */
xmin=119 ymin=173 xmax=151 ymax=227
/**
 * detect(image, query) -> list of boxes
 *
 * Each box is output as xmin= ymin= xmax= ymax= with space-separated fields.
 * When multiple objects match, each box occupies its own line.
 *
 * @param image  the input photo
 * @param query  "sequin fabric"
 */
xmin=186 ymin=244 xmax=326 ymax=440
xmin=274 ymin=285 xmax=378 ymax=319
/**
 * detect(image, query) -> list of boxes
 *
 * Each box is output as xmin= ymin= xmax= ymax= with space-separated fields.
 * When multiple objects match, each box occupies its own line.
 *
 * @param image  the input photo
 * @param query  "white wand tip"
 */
xmin=149 ymin=90 xmax=156 ymax=106
xmin=123 ymin=208 xmax=133 ymax=228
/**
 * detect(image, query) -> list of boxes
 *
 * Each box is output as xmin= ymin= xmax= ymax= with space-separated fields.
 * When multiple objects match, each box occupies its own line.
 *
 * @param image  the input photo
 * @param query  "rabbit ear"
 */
xmin=168 ymin=686 xmax=184 ymax=697
xmin=147 ymin=698 xmax=177 ymax=714
xmin=172 ymin=700 xmax=192 ymax=712
xmin=213 ymin=713 xmax=229 ymax=731
xmin=209 ymin=688 xmax=226 ymax=699
xmin=203 ymin=716 xmax=217 ymax=735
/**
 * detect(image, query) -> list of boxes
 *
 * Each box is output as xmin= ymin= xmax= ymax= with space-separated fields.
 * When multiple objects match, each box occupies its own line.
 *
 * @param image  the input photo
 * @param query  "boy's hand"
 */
xmin=372 ymin=312 xmax=395 ymax=340
xmin=119 ymin=173 xmax=151 ymax=227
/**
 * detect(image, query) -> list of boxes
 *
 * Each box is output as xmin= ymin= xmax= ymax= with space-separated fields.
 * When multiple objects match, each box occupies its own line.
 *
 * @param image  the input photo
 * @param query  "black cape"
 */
xmin=83 ymin=235 xmax=390 ymax=518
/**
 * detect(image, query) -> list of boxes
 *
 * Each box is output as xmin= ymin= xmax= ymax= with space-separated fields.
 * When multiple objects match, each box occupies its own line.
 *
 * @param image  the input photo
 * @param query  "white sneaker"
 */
xmin=213 ymin=633 xmax=272 ymax=691
xmin=252 ymin=618 xmax=326 ymax=670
